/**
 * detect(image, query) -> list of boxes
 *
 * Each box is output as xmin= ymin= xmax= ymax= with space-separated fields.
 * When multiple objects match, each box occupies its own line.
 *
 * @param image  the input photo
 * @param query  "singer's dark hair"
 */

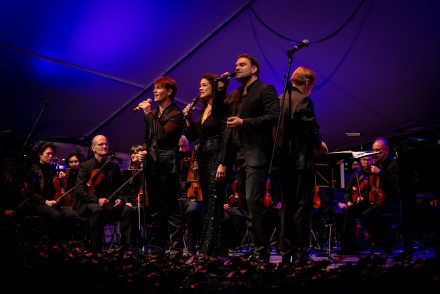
xmin=237 ymin=53 xmax=259 ymax=77
xmin=154 ymin=76 xmax=177 ymax=100
xmin=200 ymin=73 xmax=219 ymax=107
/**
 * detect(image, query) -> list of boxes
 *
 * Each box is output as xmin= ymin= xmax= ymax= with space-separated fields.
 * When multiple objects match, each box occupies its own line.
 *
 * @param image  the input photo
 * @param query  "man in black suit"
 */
xmin=214 ymin=53 xmax=280 ymax=262
xmin=75 ymin=135 xmax=135 ymax=251
xmin=136 ymin=76 xmax=185 ymax=256
xmin=276 ymin=66 xmax=328 ymax=266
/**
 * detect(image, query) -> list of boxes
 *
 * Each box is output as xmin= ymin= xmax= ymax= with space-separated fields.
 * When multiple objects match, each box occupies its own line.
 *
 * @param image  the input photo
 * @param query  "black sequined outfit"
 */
xmin=185 ymin=103 xmax=227 ymax=256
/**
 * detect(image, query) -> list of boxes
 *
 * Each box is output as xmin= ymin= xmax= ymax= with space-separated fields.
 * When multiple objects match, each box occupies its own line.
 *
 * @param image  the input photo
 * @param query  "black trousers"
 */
xmin=235 ymin=151 xmax=270 ymax=258
xmin=146 ymin=173 xmax=184 ymax=255
xmin=33 ymin=203 xmax=76 ymax=240
xmin=279 ymin=169 xmax=315 ymax=259
xmin=181 ymin=199 xmax=202 ymax=253
xmin=78 ymin=202 xmax=134 ymax=251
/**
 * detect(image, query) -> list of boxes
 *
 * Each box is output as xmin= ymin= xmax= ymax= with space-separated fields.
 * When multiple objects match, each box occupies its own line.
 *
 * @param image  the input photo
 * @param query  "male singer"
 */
xmin=214 ymin=53 xmax=279 ymax=263
xmin=136 ymin=76 xmax=185 ymax=256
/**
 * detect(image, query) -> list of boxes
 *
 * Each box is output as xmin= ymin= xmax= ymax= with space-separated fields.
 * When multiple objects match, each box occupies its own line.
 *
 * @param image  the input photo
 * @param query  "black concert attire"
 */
xmin=65 ymin=168 xmax=79 ymax=210
xmin=341 ymin=168 xmax=373 ymax=253
xmin=30 ymin=162 xmax=76 ymax=240
xmin=75 ymin=157 xmax=135 ymax=251
xmin=143 ymin=103 xmax=185 ymax=255
xmin=215 ymin=79 xmax=280 ymax=261
xmin=276 ymin=86 xmax=323 ymax=264
xmin=185 ymin=101 xmax=227 ymax=256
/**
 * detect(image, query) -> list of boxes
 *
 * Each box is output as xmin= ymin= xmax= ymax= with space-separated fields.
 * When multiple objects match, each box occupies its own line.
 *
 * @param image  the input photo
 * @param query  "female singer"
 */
xmin=29 ymin=142 xmax=76 ymax=241
xmin=183 ymin=73 xmax=228 ymax=256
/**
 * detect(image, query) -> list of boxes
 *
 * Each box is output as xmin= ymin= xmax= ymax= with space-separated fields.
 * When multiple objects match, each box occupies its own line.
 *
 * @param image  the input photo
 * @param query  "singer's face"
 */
xmin=199 ymin=78 xmax=213 ymax=101
xmin=235 ymin=57 xmax=256 ymax=82
xmin=39 ymin=147 xmax=54 ymax=165
xmin=153 ymin=84 xmax=171 ymax=103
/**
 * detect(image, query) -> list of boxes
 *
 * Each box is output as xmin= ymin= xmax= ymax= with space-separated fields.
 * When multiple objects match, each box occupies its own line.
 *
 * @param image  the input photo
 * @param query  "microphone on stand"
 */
xmin=215 ymin=71 xmax=236 ymax=81
xmin=133 ymin=98 xmax=152 ymax=112
xmin=287 ymin=39 xmax=310 ymax=56
xmin=183 ymin=96 xmax=199 ymax=120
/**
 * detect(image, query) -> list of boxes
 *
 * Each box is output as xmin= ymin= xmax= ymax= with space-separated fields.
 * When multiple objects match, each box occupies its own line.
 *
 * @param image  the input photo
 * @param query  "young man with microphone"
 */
xmin=213 ymin=53 xmax=280 ymax=263
xmin=135 ymin=76 xmax=185 ymax=257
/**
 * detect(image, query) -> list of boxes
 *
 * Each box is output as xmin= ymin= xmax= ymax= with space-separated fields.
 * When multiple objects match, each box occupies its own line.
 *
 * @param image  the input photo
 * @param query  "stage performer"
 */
xmin=214 ymin=53 xmax=280 ymax=263
xmin=136 ymin=76 xmax=185 ymax=257
xmin=75 ymin=135 xmax=135 ymax=252
xmin=276 ymin=66 xmax=328 ymax=266
xmin=183 ymin=73 xmax=228 ymax=256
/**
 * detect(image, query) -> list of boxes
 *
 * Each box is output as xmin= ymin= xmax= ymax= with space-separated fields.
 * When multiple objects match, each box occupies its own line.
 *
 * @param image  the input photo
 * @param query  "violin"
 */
xmin=313 ymin=175 xmax=321 ymax=208
xmin=132 ymin=163 xmax=148 ymax=206
xmin=313 ymin=186 xmax=321 ymax=208
xmin=87 ymin=155 xmax=115 ymax=194
xmin=186 ymin=153 xmax=202 ymax=201
xmin=228 ymin=181 xmax=241 ymax=208
xmin=53 ymin=157 xmax=72 ymax=206
xmin=264 ymin=178 xmax=273 ymax=208
xmin=368 ymin=170 xmax=384 ymax=204
xmin=351 ymin=172 xmax=369 ymax=203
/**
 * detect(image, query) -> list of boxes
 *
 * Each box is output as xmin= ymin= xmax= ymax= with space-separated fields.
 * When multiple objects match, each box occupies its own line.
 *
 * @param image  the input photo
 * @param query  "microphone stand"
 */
xmin=267 ymin=51 xmax=294 ymax=177
xmin=17 ymin=100 xmax=51 ymax=159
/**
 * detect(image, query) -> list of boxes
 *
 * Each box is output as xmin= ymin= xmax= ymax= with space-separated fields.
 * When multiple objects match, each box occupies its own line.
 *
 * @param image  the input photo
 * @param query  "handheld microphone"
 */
xmin=215 ymin=71 xmax=236 ymax=81
xmin=183 ymin=96 xmax=199 ymax=120
xmin=287 ymin=39 xmax=310 ymax=56
xmin=133 ymin=98 xmax=152 ymax=112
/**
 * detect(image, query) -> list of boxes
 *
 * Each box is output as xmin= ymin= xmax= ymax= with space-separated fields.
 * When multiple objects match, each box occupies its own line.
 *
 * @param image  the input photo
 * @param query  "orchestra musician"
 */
xmin=361 ymin=138 xmax=399 ymax=253
xmin=178 ymin=136 xmax=203 ymax=255
xmin=276 ymin=66 xmax=328 ymax=266
xmin=75 ymin=135 xmax=135 ymax=252
xmin=136 ymin=76 xmax=185 ymax=257
xmin=214 ymin=54 xmax=280 ymax=263
xmin=29 ymin=142 xmax=76 ymax=241
xmin=340 ymin=155 xmax=375 ymax=255
xmin=183 ymin=73 xmax=228 ymax=256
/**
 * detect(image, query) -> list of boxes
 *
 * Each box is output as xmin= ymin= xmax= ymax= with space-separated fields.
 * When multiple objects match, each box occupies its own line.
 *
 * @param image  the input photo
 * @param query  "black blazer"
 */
xmin=276 ymin=88 xmax=322 ymax=170
xmin=143 ymin=103 xmax=184 ymax=175
xmin=75 ymin=157 xmax=123 ymax=216
xmin=215 ymin=79 xmax=279 ymax=167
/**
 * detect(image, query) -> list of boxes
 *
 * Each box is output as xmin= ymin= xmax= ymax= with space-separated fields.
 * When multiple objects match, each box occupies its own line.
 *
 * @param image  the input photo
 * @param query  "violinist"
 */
xmin=29 ymin=142 xmax=76 ymax=241
xmin=340 ymin=155 xmax=374 ymax=255
xmin=361 ymin=138 xmax=399 ymax=254
xmin=178 ymin=136 xmax=203 ymax=256
xmin=75 ymin=135 xmax=135 ymax=251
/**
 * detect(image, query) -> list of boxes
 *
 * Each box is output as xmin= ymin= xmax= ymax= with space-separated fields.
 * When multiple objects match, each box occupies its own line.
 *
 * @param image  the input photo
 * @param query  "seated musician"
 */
xmin=29 ymin=142 xmax=76 ymax=241
xmin=340 ymin=138 xmax=400 ymax=255
xmin=75 ymin=135 xmax=135 ymax=252
xmin=125 ymin=144 xmax=151 ymax=250
xmin=179 ymin=136 xmax=203 ymax=255
xmin=340 ymin=155 xmax=374 ymax=254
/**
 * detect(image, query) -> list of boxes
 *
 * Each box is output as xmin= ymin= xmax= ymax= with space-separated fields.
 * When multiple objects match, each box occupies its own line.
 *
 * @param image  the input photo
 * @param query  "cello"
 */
xmin=264 ymin=178 xmax=273 ymax=208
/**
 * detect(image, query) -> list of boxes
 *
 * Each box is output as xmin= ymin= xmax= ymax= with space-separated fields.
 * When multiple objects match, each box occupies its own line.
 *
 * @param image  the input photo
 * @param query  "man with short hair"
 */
xmin=214 ymin=53 xmax=280 ymax=262
xmin=75 ymin=135 xmax=135 ymax=251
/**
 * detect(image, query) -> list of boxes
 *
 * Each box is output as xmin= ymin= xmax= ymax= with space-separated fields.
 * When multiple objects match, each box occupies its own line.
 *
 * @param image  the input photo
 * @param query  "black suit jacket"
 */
xmin=276 ymin=88 xmax=322 ymax=170
xmin=75 ymin=157 xmax=124 ymax=216
xmin=214 ymin=79 xmax=279 ymax=168
xmin=143 ymin=103 xmax=184 ymax=175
